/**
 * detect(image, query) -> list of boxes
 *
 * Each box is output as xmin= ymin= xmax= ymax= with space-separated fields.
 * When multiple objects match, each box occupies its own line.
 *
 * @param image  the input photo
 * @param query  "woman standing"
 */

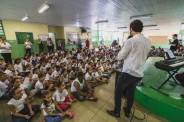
xmin=0 ymin=37 xmax=12 ymax=64
xmin=38 ymin=38 xmax=44 ymax=54
xmin=24 ymin=39 xmax=32 ymax=56
xmin=47 ymin=38 xmax=54 ymax=53
xmin=85 ymin=38 xmax=90 ymax=48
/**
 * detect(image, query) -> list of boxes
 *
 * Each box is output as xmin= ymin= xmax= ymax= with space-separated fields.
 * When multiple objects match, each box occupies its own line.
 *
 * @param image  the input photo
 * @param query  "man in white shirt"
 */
xmin=107 ymin=20 xmax=151 ymax=119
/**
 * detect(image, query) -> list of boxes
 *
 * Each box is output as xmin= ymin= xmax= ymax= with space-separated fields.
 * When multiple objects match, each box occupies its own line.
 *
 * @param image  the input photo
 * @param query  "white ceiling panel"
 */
xmin=0 ymin=0 xmax=184 ymax=31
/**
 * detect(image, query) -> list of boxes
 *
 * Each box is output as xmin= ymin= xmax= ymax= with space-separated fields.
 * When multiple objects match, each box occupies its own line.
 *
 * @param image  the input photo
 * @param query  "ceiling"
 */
xmin=0 ymin=0 xmax=184 ymax=31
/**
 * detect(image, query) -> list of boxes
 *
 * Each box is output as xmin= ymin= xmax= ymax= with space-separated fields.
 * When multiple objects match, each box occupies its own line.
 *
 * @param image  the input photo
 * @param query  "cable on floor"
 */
xmin=130 ymin=105 xmax=146 ymax=122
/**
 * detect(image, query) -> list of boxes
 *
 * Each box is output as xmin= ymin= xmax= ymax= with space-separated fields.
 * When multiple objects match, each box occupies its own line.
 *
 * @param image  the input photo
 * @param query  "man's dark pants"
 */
xmin=114 ymin=72 xmax=142 ymax=116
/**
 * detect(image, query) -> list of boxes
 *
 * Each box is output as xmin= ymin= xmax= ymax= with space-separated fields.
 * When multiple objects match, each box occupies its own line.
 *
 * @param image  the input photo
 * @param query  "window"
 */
xmin=66 ymin=32 xmax=78 ymax=45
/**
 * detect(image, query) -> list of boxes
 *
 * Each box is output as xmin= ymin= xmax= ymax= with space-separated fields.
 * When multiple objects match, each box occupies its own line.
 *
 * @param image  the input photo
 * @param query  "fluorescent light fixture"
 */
xmin=144 ymin=24 xmax=157 ymax=27
xmin=130 ymin=14 xmax=153 ymax=19
xmin=21 ymin=16 xmax=29 ymax=21
xmin=117 ymin=27 xmax=127 ymax=29
xmin=95 ymin=20 xmax=108 ymax=24
xmin=149 ymin=28 xmax=160 ymax=30
xmin=38 ymin=3 xmax=49 ymax=13
xmin=181 ymin=23 xmax=184 ymax=29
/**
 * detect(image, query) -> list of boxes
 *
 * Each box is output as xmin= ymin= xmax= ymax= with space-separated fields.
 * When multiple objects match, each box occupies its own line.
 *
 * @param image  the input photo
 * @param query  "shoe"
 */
xmin=123 ymin=107 xmax=130 ymax=118
xmin=106 ymin=110 xmax=120 ymax=120
xmin=88 ymin=97 xmax=98 ymax=102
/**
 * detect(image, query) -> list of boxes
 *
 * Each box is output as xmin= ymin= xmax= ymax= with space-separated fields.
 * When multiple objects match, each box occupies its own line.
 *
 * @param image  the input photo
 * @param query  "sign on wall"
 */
xmin=15 ymin=32 xmax=34 ymax=44
xmin=148 ymin=36 xmax=168 ymax=44
xmin=66 ymin=32 xmax=78 ymax=45
xmin=38 ymin=34 xmax=49 ymax=41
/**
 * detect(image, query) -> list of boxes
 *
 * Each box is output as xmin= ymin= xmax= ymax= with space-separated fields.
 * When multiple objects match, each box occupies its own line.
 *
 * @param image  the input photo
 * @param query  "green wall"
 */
xmin=0 ymin=40 xmax=49 ymax=59
xmin=135 ymin=57 xmax=184 ymax=122
xmin=0 ymin=39 xmax=113 ymax=59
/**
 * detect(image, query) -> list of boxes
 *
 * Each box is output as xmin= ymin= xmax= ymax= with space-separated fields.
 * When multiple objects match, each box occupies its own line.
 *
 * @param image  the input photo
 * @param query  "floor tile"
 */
xmin=68 ymin=101 xmax=82 ymax=112
xmin=96 ymin=101 xmax=118 ymax=122
xmin=72 ymin=105 xmax=95 ymax=122
xmin=89 ymin=115 xmax=106 ymax=122
xmin=95 ymin=88 xmax=113 ymax=102
xmin=81 ymin=99 xmax=106 ymax=113
xmin=147 ymin=114 xmax=163 ymax=122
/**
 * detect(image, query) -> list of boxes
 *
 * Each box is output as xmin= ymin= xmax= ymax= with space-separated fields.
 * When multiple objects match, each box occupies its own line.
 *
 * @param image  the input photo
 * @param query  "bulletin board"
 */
xmin=148 ymin=36 xmax=168 ymax=44
xmin=15 ymin=32 xmax=34 ymax=44
xmin=38 ymin=34 xmax=49 ymax=41
xmin=66 ymin=32 xmax=78 ymax=45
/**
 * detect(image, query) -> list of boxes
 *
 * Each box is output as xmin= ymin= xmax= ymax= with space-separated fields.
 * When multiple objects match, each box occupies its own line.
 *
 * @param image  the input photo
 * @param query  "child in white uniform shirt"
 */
xmin=7 ymin=87 xmax=40 ymax=122
xmin=11 ymin=78 xmax=34 ymax=100
xmin=14 ymin=58 xmax=23 ymax=75
xmin=0 ymin=73 xmax=10 ymax=99
xmin=85 ymin=68 xmax=99 ymax=86
xmin=60 ymin=69 xmax=71 ymax=87
xmin=54 ymin=83 xmax=76 ymax=110
xmin=23 ymin=72 xmax=36 ymax=90
xmin=4 ymin=63 xmax=14 ymax=79
xmin=35 ymin=73 xmax=54 ymax=96
xmin=40 ymin=61 xmax=47 ymax=73
xmin=41 ymin=90 xmax=74 ymax=122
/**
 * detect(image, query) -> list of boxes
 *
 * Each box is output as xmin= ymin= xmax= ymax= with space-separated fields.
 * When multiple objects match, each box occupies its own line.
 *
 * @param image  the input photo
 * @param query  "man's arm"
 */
xmin=171 ymin=40 xmax=178 ymax=46
xmin=84 ymin=80 xmax=93 ymax=93
xmin=74 ymin=82 xmax=89 ymax=97
xmin=117 ymin=41 xmax=131 ymax=60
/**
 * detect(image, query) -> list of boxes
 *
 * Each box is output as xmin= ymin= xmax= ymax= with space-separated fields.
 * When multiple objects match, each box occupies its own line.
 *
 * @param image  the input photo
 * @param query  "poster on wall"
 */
xmin=148 ymin=36 xmax=168 ymax=44
xmin=38 ymin=34 xmax=49 ymax=41
xmin=66 ymin=32 xmax=78 ymax=45
xmin=15 ymin=32 xmax=34 ymax=44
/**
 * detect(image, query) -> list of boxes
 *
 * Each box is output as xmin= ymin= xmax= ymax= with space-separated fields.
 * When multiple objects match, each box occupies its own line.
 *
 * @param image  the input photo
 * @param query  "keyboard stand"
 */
xmin=158 ymin=68 xmax=180 ymax=90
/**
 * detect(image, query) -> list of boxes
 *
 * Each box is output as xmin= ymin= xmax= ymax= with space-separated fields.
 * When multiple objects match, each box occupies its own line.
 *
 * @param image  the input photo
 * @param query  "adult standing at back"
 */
xmin=107 ymin=20 xmax=151 ymax=119
xmin=170 ymin=34 xmax=178 ymax=52
xmin=0 ymin=37 xmax=12 ymax=64
xmin=47 ymin=38 xmax=54 ymax=53
xmin=24 ymin=39 xmax=32 ymax=56
xmin=100 ymin=38 xmax=104 ymax=45
xmin=78 ymin=38 xmax=82 ymax=50
xmin=38 ymin=38 xmax=44 ymax=54
xmin=86 ymin=38 xmax=90 ymax=48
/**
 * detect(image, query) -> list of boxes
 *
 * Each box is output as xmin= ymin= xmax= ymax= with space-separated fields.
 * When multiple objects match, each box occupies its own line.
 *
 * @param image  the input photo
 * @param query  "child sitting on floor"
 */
xmin=93 ymin=68 xmax=108 ymax=83
xmin=0 ymin=73 xmax=11 ymax=99
xmin=35 ymin=73 xmax=54 ymax=96
xmin=11 ymin=77 xmax=35 ymax=100
xmin=7 ymin=87 xmax=40 ymax=122
xmin=41 ymin=90 xmax=74 ymax=122
xmin=53 ymin=83 xmax=76 ymax=110
xmin=23 ymin=72 xmax=36 ymax=90
xmin=60 ymin=69 xmax=71 ymax=87
xmin=71 ymin=72 xmax=98 ymax=102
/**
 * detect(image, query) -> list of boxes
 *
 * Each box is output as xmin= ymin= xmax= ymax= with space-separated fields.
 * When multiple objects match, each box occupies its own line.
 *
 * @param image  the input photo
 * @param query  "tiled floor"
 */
xmin=1 ymin=74 xmax=163 ymax=122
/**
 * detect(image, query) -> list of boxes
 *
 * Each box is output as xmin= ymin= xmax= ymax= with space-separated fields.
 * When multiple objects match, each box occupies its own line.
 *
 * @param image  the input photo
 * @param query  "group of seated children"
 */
xmin=0 ymin=45 xmax=121 ymax=122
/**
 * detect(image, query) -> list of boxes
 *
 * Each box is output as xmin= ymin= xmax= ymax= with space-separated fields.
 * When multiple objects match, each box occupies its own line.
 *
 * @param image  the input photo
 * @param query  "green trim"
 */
xmin=135 ymin=87 xmax=184 ymax=122
xmin=0 ymin=40 xmax=49 ymax=59
xmin=135 ymin=57 xmax=184 ymax=122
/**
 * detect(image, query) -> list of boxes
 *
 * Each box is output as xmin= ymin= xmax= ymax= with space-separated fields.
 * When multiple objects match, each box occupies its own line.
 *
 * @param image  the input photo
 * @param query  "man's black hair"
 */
xmin=130 ymin=19 xmax=143 ymax=32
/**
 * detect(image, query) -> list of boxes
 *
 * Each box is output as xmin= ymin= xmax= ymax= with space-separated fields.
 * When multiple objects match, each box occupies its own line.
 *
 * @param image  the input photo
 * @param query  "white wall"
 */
xmin=143 ymin=29 xmax=180 ymax=39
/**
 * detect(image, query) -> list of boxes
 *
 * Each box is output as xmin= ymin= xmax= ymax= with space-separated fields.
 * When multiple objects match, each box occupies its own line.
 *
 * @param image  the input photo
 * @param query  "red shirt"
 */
xmin=86 ymin=40 xmax=90 ymax=48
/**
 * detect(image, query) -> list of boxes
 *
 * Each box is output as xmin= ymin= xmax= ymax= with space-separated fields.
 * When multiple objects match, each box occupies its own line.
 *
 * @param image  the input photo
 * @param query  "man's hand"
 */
xmin=30 ymin=111 xmax=35 ymax=116
xmin=24 ymin=115 xmax=30 ymax=119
